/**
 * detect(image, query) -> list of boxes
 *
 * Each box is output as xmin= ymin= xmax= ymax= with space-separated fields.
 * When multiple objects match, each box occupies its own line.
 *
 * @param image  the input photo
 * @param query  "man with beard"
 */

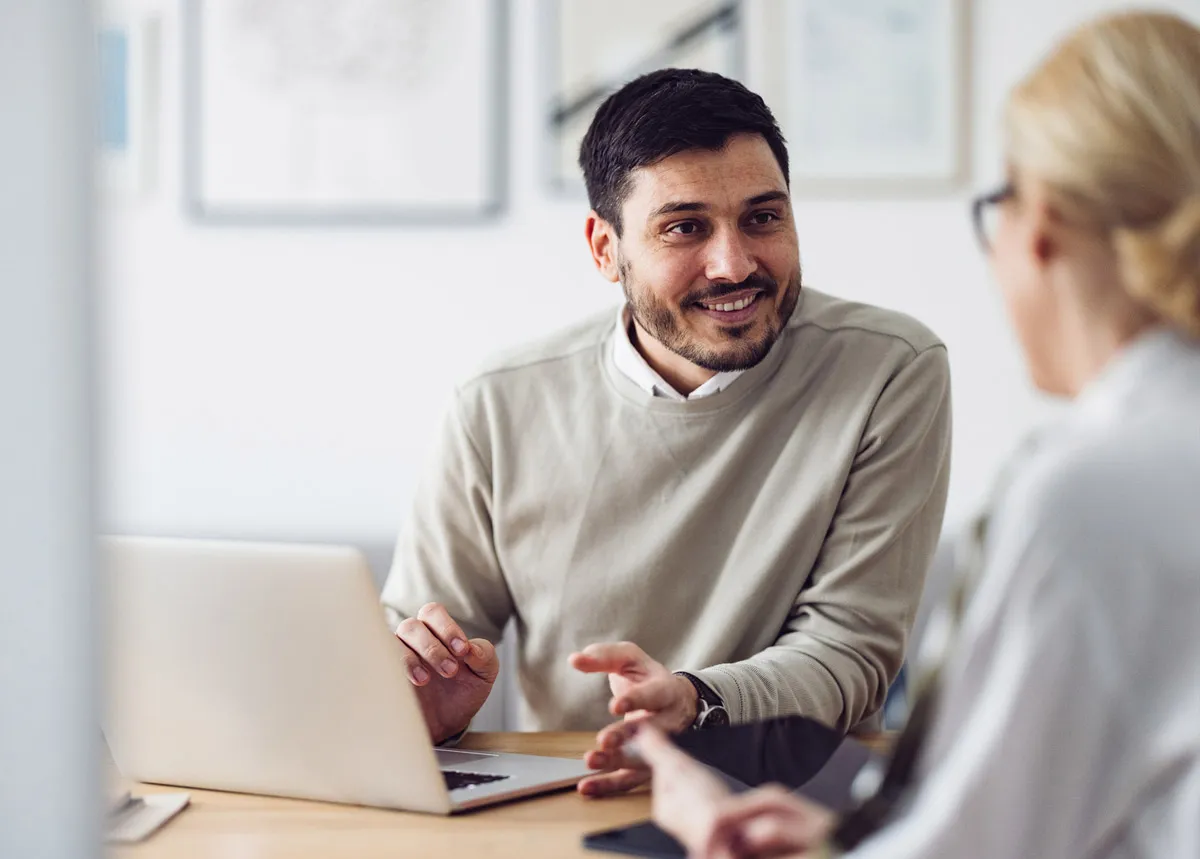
xmin=381 ymin=69 xmax=951 ymax=796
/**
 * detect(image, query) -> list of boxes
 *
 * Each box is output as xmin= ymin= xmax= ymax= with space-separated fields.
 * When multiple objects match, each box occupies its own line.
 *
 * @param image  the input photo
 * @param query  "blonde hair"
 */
xmin=1005 ymin=11 xmax=1200 ymax=336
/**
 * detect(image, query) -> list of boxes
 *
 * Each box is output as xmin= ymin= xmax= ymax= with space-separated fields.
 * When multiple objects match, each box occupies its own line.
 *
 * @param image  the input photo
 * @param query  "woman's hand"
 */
xmin=694 ymin=785 xmax=837 ymax=858
xmin=636 ymin=725 xmax=837 ymax=858
xmin=633 ymin=725 xmax=733 ymax=852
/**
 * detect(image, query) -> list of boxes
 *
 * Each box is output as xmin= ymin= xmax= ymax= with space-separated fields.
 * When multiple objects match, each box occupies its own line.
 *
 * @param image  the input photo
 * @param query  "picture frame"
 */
xmin=778 ymin=0 xmax=970 ymax=193
xmin=183 ymin=0 xmax=508 ymax=225
xmin=98 ymin=15 xmax=161 ymax=197
xmin=539 ymin=0 xmax=746 ymax=196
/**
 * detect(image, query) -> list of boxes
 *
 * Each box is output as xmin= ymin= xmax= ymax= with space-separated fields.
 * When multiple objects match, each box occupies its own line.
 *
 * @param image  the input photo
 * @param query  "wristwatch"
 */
xmin=675 ymin=672 xmax=730 ymax=730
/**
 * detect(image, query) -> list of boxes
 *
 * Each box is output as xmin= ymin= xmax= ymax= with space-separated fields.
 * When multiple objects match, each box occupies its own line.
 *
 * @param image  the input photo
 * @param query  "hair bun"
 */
xmin=1114 ymin=195 xmax=1200 ymax=336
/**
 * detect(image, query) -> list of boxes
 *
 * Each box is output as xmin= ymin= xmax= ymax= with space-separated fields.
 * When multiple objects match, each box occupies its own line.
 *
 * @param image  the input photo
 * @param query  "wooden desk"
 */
xmin=113 ymin=731 xmax=893 ymax=859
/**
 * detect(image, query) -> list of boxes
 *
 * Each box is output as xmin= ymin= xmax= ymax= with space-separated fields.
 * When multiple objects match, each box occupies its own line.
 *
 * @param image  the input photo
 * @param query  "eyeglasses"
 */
xmin=971 ymin=182 xmax=1016 ymax=252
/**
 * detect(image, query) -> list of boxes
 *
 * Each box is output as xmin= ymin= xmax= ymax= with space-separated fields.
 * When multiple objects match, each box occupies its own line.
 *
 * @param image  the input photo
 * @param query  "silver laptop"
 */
xmin=103 ymin=536 xmax=590 ymax=813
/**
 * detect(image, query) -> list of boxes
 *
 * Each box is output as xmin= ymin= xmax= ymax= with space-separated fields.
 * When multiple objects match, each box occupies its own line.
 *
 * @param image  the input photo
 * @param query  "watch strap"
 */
xmin=675 ymin=671 xmax=727 ymax=728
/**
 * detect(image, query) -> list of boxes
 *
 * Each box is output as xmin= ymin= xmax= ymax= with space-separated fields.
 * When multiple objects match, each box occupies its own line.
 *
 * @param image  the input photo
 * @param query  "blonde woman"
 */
xmin=630 ymin=10 xmax=1200 ymax=858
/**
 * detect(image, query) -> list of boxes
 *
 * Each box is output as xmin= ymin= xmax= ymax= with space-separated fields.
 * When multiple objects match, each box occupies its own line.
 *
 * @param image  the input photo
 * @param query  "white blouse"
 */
xmin=854 ymin=328 xmax=1200 ymax=859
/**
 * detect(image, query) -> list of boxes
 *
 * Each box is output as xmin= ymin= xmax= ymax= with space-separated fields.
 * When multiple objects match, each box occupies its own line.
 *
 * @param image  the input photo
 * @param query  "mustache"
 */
xmin=687 ymin=273 xmax=778 ymax=305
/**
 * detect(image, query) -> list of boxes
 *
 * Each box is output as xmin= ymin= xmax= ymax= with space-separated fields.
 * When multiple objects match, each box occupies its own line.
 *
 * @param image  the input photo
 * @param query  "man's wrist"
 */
xmin=674 ymin=672 xmax=729 ymax=730
xmin=673 ymin=673 xmax=700 ymax=730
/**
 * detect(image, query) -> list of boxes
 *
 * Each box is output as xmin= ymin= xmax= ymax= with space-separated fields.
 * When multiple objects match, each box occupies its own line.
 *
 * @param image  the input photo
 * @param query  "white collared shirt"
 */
xmin=610 ymin=307 xmax=744 ymax=401
xmin=854 ymin=328 xmax=1200 ymax=859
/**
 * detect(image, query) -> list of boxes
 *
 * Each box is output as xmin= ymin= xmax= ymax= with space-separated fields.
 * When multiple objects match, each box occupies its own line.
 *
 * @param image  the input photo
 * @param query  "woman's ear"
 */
xmin=1021 ymin=180 xmax=1061 ymax=269
xmin=585 ymin=212 xmax=621 ymax=283
xmin=1034 ymin=227 xmax=1055 ymax=266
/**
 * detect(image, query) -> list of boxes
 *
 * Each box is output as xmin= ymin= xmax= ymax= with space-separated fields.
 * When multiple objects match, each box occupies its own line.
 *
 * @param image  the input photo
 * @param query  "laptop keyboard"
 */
xmin=442 ymin=770 xmax=512 ymax=792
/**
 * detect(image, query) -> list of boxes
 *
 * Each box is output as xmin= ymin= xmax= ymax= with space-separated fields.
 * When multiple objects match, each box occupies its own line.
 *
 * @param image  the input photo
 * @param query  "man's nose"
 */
xmin=703 ymin=227 xmax=756 ymax=284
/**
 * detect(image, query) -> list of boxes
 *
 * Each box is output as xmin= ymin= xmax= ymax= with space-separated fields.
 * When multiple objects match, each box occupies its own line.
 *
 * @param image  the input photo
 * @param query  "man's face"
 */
xmin=612 ymin=133 xmax=801 ymax=372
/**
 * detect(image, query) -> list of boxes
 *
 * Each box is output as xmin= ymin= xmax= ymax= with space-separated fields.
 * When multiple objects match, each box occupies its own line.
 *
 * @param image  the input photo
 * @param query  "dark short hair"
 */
xmin=578 ymin=68 xmax=789 ymax=234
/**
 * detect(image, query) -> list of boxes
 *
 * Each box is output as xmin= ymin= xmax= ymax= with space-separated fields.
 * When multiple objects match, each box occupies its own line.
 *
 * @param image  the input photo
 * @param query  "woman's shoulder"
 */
xmin=994 ymin=416 xmax=1200 ymax=574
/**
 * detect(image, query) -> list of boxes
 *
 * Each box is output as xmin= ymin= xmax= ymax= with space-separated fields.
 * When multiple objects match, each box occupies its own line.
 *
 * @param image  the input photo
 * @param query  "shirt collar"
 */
xmin=1075 ymin=326 xmax=1199 ymax=423
xmin=611 ymin=306 xmax=745 ymax=401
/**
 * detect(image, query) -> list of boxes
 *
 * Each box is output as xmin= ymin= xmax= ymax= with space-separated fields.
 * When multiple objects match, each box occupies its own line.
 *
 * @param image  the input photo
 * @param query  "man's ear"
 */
xmin=585 ymin=212 xmax=621 ymax=283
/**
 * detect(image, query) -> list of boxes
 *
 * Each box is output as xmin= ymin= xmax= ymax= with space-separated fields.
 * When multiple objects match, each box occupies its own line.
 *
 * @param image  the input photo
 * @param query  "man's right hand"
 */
xmin=394 ymin=602 xmax=499 ymax=744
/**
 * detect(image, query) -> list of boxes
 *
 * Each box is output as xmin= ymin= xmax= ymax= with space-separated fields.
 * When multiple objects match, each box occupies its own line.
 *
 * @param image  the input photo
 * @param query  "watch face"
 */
xmin=699 ymin=706 xmax=730 ymax=729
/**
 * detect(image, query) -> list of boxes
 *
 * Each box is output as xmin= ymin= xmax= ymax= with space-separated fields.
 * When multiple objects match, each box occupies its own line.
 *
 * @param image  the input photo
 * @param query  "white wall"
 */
xmin=100 ymin=0 xmax=1200 ymax=550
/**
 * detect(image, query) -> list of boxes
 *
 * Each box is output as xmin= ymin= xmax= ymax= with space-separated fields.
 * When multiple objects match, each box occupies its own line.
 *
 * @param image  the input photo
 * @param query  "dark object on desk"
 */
xmin=672 ymin=714 xmax=845 ymax=788
xmin=583 ymin=715 xmax=882 ymax=858
xmin=584 ymin=819 xmax=687 ymax=859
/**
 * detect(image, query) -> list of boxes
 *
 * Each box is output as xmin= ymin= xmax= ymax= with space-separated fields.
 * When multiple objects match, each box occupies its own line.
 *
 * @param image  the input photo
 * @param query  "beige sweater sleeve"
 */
xmin=380 ymin=390 xmax=513 ymax=643
xmin=695 ymin=345 xmax=952 ymax=731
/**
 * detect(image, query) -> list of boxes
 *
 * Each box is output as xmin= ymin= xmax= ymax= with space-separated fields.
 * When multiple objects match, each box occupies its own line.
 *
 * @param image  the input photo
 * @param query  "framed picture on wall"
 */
xmin=184 ymin=0 xmax=508 ymax=224
xmin=781 ymin=0 xmax=969 ymax=192
xmin=98 ymin=15 xmax=161 ymax=197
xmin=540 ymin=0 xmax=745 ymax=196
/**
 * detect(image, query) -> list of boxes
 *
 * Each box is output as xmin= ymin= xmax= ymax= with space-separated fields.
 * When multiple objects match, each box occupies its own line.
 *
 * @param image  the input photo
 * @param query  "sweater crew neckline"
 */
xmin=599 ymin=312 xmax=797 ymax=415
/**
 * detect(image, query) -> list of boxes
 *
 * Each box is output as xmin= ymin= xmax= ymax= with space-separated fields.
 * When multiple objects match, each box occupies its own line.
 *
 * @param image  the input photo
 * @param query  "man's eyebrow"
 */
xmin=650 ymin=191 xmax=790 ymax=219
xmin=650 ymin=201 xmax=708 ymax=218
xmin=746 ymin=191 xmax=789 ymax=206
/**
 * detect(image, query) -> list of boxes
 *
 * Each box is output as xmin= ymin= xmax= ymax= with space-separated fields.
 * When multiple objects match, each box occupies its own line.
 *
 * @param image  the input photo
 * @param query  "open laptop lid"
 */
xmin=104 ymin=536 xmax=452 ymax=813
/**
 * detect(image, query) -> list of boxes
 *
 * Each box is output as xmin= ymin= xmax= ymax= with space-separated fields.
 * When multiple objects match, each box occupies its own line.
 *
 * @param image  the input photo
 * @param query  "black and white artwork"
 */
xmin=185 ymin=0 xmax=508 ymax=224
xmin=541 ymin=1 xmax=745 ymax=195
xmin=782 ymin=0 xmax=968 ymax=191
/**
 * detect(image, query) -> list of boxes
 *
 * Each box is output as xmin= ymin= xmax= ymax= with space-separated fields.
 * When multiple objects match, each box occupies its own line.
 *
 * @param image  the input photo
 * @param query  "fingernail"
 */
xmin=471 ymin=643 xmax=484 ymax=658
xmin=439 ymin=659 xmax=458 ymax=677
xmin=451 ymin=638 xmax=468 ymax=655
xmin=411 ymin=666 xmax=429 ymax=684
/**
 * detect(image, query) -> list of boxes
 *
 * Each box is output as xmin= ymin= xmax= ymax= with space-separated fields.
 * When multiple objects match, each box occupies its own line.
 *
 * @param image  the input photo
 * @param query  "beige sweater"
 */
xmin=383 ymin=288 xmax=952 ymax=732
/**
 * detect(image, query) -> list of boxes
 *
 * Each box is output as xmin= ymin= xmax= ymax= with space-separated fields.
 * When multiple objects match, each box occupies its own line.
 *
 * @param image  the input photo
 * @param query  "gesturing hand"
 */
xmin=394 ymin=602 xmax=499 ymax=744
xmin=569 ymin=641 xmax=699 ymax=797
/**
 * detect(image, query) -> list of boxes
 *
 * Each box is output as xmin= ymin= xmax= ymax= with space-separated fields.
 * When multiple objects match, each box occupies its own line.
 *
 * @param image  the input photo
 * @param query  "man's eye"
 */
xmin=667 ymin=222 xmax=701 ymax=235
xmin=750 ymin=211 xmax=780 ymax=226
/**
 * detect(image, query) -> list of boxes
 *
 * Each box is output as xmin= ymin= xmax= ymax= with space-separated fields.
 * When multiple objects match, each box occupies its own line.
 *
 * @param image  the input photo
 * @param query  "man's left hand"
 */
xmin=569 ymin=641 xmax=699 ymax=797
